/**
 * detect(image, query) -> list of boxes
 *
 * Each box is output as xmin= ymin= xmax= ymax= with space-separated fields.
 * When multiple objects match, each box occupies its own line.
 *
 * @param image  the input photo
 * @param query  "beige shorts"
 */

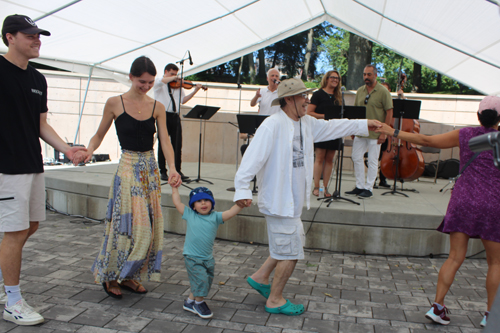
xmin=0 ymin=173 xmax=46 ymax=232
xmin=265 ymin=215 xmax=305 ymax=260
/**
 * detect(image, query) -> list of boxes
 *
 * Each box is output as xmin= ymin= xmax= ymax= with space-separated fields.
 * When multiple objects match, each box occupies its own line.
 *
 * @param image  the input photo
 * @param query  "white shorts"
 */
xmin=265 ymin=215 xmax=305 ymax=260
xmin=0 ymin=173 xmax=46 ymax=232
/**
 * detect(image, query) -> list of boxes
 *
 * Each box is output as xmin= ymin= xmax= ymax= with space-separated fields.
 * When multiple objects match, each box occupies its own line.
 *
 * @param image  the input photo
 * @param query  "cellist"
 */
xmin=345 ymin=65 xmax=393 ymax=199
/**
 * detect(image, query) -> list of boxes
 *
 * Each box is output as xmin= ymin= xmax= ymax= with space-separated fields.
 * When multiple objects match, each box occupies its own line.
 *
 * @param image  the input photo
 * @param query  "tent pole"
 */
xmin=74 ymin=66 xmax=94 ymax=144
xmin=34 ymin=1 xmax=82 ymax=21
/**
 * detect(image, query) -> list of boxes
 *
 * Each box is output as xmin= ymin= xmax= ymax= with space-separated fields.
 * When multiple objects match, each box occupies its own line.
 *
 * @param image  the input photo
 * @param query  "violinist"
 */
xmin=250 ymin=68 xmax=281 ymax=116
xmin=154 ymin=63 xmax=203 ymax=181
xmin=345 ymin=65 xmax=393 ymax=199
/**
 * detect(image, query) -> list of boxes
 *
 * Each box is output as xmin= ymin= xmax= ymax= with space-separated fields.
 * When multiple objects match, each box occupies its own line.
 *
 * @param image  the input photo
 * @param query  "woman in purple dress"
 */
xmin=376 ymin=96 xmax=500 ymax=328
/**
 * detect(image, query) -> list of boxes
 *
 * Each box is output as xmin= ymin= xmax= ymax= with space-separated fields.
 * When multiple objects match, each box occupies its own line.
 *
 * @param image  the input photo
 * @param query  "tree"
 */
xmin=413 ymin=63 xmax=422 ymax=93
xmin=257 ymin=49 xmax=266 ymax=82
xmin=346 ymin=34 xmax=372 ymax=90
xmin=247 ymin=53 xmax=256 ymax=84
xmin=302 ymin=28 xmax=314 ymax=80
xmin=317 ymin=24 xmax=349 ymax=85
xmin=319 ymin=25 xmax=478 ymax=95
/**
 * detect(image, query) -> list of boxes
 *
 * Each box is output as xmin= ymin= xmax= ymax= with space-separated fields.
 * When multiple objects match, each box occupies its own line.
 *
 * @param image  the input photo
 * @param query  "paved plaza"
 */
xmin=0 ymin=211 xmax=489 ymax=333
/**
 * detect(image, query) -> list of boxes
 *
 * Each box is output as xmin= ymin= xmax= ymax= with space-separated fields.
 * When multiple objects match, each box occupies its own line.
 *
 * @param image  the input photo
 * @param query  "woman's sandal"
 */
xmin=265 ymin=299 xmax=305 ymax=316
xmin=119 ymin=280 xmax=148 ymax=294
xmin=312 ymin=187 xmax=319 ymax=196
xmin=102 ymin=282 xmax=122 ymax=299
xmin=324 ymin=189 xmax=332 ymax=198
xmin=246 ymin=277 xmax=270 ymax=299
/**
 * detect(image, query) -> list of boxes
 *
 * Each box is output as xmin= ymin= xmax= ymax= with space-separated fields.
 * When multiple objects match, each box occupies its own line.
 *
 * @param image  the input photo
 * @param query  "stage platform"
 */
xmin=44 ymin=162 xmax=484 ymax=258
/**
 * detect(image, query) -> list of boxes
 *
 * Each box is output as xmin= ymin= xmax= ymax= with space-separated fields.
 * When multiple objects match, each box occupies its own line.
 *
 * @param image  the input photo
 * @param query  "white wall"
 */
xmin=41 ymin=70 xmax=483 ymax=166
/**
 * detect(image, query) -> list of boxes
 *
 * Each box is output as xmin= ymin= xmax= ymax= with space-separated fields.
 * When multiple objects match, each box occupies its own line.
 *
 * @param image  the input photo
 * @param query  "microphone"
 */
xmin=188 ymin=50 xmax=193 ymax=65
xmin=341 ymin=86 xmax=345 ymax=93
xmin=469 ymin=132 xmax=500 ymax=153
xmin=468 ymin=132 xmax=500 ymax=170
xmin=273 ymin=79 xmax=280 ymax=85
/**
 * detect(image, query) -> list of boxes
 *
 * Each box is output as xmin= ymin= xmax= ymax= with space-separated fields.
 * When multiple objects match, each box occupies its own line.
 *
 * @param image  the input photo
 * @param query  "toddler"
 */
xmin=171 ymin=186 xmax=243 ymax=318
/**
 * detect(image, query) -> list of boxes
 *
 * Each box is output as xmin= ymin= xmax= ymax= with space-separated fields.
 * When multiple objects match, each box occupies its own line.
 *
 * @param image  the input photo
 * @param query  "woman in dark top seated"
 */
xmin=307 ymin=70 xmax=342 ymax=196
xmin=74 ymin=56 xmax=181 ymax=299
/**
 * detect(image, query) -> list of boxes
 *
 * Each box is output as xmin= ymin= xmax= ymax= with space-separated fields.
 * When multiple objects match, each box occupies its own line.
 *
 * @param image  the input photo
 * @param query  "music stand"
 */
xmin=183 ymin=105 xmax=220 ymax=184
xmin=382 ymin=99 xmax=421 ymax=197
xmin=232 ymin=114 xmax=269 ymax=194
xmin=322 ymin=105 xmax=366 ymax=207
xmin=237 ymin=114 xmax=269 ymax=134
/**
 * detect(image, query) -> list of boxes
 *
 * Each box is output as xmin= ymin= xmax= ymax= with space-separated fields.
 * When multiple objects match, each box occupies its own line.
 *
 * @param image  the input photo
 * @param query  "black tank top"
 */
xmin=115 ymin=96 xmax=156 ymax=152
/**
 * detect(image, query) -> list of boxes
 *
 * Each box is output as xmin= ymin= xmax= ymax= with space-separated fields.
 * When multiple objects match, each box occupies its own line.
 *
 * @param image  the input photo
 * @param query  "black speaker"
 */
xmin=54 ymin=143 xmax=85 ymax=163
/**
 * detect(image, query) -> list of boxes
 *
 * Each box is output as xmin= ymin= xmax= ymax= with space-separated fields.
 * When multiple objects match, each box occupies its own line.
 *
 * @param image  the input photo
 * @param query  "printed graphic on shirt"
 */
xmin=293 ymin=123 xmax=304 ymax=168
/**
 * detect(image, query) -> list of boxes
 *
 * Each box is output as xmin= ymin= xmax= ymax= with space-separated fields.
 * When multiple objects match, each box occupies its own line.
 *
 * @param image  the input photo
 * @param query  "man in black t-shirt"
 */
xmin=0 ymin=14 xmax=85 ymax=326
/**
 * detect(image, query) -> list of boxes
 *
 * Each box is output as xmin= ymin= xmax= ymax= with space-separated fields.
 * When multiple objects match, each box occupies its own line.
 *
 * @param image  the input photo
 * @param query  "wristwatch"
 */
xmin=393 ymin=129 xmax=400 ymax=138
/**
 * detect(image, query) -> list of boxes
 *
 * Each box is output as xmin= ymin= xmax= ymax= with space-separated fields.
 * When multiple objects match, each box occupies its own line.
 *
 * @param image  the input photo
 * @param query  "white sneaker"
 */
xmin=480 ymin=312 xmax=488 ymax=328
xmin=425 ymin=303 xmax=450 ymax=325
xmin=3 ymin=299 xmax=44 ymax=326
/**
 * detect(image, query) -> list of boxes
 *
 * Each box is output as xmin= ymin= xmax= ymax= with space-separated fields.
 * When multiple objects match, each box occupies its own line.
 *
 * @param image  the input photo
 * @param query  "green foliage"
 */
xmin=304 ymin=81 xmax=320 ymax=89
xmin=317 ymin=24 xmax=349 ymax=77
xmin=265 ymin=25 xmax=328 ymax=78
xmin=188 ymin=24 xmax=328 ymax=84
xmin=320 ymin=26 xmax=479 ymax=95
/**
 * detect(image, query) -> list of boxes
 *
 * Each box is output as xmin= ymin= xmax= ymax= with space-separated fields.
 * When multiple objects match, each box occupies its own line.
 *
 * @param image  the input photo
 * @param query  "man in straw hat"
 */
xmin=234 ymin=78 xmax=382 ymax=315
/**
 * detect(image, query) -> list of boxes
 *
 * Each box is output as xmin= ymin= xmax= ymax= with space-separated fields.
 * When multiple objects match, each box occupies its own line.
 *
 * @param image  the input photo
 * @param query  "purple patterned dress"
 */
xmin=438 ymin=126 xmax=500 ymax=242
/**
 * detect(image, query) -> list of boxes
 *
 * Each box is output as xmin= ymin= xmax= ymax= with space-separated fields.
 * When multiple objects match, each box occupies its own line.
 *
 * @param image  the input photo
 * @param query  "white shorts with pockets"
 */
xmin=0 ymin=173 xmax=46 ymax=232
xmin=265 ymin=215 xmax=305 ymax=260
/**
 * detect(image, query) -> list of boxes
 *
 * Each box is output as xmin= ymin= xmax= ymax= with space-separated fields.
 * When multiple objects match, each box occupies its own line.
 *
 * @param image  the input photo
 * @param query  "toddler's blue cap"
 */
xmin=189 ymin=187 xmax=215 ymax=212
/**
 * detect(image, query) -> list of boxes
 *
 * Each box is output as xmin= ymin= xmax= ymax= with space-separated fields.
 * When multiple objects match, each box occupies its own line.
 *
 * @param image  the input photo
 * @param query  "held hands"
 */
xmin=375 ymin=123 xmax=395 ymax=136
xmin=235 ymin=199 xmax=252 ymax=208
xmin=367 ymin=119 xmax=383 ymax=132
xmin=168 ymin=171 xmax=182 ymax=188
xmin=195 ymin=83 xmax=202 ymax=92
xmin=67 ymin=146 xmax=89 ymax=166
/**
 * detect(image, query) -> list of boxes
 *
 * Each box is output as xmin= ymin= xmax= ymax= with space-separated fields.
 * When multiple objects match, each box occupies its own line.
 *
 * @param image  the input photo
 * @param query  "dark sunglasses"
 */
xmin=364 ymin=94 xmax=370 ymax=104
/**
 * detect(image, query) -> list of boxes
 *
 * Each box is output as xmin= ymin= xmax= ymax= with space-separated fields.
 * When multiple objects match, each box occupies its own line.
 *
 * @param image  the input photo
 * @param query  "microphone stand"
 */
xmin=227 ymin=121 xmax=239 ymax=192
xmin=322 ymin=88 xmax=360 ymax=206
xmin=164 ymin=52 xmax=193 ymax=190
xmin=227 ymin=67 xmax=244 ymax=192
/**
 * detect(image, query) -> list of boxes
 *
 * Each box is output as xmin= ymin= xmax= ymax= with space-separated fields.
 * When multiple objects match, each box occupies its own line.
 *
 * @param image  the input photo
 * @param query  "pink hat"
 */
xmin=478 ymin=95 xmax=500 ymax=115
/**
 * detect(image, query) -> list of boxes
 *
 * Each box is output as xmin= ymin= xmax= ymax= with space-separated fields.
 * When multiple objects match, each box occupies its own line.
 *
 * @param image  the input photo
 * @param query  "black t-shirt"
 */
xmin=0 ymin=56 xmax=48 ymax=174
xmin=310 ymin=89 xmax=340 ymax=118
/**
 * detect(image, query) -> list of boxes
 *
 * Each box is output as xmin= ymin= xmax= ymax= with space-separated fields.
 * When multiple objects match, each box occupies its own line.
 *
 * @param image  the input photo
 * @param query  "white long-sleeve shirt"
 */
xmin=234 ymin=110 xmax=368 ymax=217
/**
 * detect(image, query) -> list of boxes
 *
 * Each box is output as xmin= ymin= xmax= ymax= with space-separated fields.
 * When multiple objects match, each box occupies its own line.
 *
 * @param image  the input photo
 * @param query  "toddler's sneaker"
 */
xmin=425 ymin=303 xmax=450 ymax=325
xmin=480 ymin=311 xmax=488 ymax=328
xmin=3 ymin=298 xmax=44 ymax=326
xmin=194 ymin=301 xmax=213 ymax=319
xmin=183 ymin=300 xmax=196 ymax=314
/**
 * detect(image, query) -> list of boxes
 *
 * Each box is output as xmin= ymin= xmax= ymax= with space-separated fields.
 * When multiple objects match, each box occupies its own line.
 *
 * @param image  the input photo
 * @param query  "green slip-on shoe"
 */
xmin=246 ymin=277 xmax=270 ymax=299
xmin=265 ymin=299 xmax=304 ymax=316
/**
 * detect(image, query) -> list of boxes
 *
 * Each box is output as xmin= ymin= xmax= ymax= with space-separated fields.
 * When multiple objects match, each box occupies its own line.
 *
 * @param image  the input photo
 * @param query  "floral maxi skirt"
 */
xmin=92 ymin=150 xmax=163 ymax=283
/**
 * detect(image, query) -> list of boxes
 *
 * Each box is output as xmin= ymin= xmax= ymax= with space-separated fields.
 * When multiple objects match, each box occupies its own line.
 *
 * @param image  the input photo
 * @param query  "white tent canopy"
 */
xmin=1 ymin=0 xmax=500 ymax=95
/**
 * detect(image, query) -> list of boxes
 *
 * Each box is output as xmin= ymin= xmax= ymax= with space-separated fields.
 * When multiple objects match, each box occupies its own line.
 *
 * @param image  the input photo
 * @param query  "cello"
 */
xmin=380 ymin=73 xmax=425 ymax=184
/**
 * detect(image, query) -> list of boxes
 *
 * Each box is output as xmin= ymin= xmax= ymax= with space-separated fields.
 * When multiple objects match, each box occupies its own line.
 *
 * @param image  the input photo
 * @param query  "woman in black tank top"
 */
xmin=74 ymin=56 xmax=181 ymax=299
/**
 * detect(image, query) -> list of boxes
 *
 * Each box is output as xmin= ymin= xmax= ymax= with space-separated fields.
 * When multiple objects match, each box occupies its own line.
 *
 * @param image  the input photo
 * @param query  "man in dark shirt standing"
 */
xmin=0 ymin=14 xmax=85 ymax=325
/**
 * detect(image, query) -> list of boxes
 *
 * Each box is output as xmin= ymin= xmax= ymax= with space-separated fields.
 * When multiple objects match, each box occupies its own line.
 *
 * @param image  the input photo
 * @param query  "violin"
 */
xmin=169 ymin=79 xmax=207 ymax=91
xmin=380 ymin=72 xmax=425 ymax=181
